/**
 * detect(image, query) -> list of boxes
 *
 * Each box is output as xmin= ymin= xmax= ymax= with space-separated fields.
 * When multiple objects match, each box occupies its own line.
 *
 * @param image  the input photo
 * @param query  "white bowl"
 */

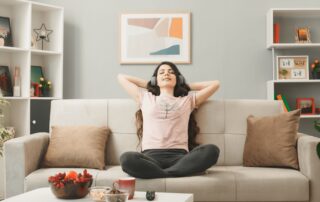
xmin=89 ymin=186 xmax=111 ymax=202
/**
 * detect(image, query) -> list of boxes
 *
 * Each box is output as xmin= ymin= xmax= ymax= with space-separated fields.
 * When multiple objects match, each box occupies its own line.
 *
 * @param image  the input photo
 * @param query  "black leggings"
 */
xmin=120 ymin=144 xmax=220 ymax=179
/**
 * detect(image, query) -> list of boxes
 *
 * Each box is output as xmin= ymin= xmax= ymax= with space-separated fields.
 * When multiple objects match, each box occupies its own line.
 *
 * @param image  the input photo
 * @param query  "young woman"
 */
xmin=118 ymin=61 xmax=220 ymax=179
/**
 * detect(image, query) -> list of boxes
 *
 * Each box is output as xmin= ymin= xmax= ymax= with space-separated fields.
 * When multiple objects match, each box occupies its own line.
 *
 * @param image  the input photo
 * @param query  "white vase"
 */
xmin=0 ymin=38 xmax=4 ymax=46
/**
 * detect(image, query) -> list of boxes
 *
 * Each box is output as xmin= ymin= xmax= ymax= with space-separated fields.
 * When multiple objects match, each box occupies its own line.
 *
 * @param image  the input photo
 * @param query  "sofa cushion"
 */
xmin=24 ymin=168 xmax=100 ymax=192
xmin=228 ymin=166 xmax=309 ymax=201
xmin=50 ymin=100 xmax=109 ymax=129
xmin=105 ymin=133 xmax=140 ymax=166
xmin=42 ymin=125 xmax=110 ymax=170
xmin=24 ymin=166 xmax=308 ymax=202
xmin=243 ymin=109 xmax=300 ymax=169
xmin=95 ymin=166 xmax=166 ymax=192
xmin=166 ymin=166 xmax=236 ymax=201
xmin=224 ymin=133 xmax=246 ymax=166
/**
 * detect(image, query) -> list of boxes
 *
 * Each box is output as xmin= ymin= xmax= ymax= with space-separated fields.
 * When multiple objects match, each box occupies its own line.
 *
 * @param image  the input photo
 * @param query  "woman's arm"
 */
xmin=189 ymin=80 xmax=220 ymax=107
xmin=117 ymin=74 xmax=148 ymax=103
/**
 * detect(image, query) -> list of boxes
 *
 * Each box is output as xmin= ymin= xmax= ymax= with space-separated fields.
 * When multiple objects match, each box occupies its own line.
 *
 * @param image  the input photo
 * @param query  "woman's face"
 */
xmin=156 ymin=64 xmax=177 ymax=88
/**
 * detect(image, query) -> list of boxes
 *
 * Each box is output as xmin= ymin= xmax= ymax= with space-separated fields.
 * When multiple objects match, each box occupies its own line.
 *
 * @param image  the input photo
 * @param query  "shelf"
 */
xmin=268 ymin=43 xmax=320 ymax=49
xmin=301 ymin=114 xmax=320 ymax=118
xmin=1 ymin=97 xmax=29 ymax=100
xmin=31 ymin=49 xmax=62 ymax=55
xmin=0 ymin=46 xmax=28 ymax=53
xmin=268 ymin=80 xmax=320 ymax=83
xmin=30 ymin=97 xmax=60 ymax=100
xmin=0 ymin=97 xmax=60 ymax=100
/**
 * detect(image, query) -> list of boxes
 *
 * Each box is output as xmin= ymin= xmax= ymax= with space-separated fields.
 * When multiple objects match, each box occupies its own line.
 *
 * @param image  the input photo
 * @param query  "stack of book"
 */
xmin=273 ymin=23 xmax=280 ymax=43
xmin=276 ymin=94 xmax=291 ymax=112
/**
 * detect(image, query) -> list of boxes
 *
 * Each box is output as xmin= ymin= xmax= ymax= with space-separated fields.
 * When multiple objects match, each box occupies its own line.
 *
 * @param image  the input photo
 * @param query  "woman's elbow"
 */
xmin=213 ymin=80 xmax=220 ymax=89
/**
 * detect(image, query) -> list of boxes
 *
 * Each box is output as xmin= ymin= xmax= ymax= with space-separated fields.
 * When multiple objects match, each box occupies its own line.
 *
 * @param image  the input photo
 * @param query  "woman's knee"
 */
xmin=120 ymin=152 xmax=140 ymax=167
xmin=203 ymin=144 xmax=220 ymax=163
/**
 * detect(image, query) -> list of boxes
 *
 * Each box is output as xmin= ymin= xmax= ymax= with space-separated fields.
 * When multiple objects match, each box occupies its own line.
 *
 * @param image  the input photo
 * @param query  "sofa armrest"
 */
xmin=297 ymin=133 xmax=320 ymax=202
xmin=4 ymin=132 xmax=49 ymax=198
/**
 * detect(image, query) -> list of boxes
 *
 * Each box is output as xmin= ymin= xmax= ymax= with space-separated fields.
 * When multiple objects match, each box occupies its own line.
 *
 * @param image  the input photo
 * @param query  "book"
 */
xmin=281 ymin=94 xmax=291 ymax=112
xmin=276 ymin=94 xmax=288 ymax=112
xmin=273 ymin=23 xmax=280 ymax=43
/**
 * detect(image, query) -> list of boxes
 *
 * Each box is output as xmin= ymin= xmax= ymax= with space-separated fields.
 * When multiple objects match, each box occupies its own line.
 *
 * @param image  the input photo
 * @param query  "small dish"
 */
xmin=105 ymin=192 xmax=128 ymax=202
xmin=89 ymin=186 xmax=112 ymax=202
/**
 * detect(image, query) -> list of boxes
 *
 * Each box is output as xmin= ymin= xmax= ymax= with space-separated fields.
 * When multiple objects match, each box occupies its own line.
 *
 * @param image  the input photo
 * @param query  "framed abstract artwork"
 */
xmin=120 ymin=12 xmax=191 ymax=64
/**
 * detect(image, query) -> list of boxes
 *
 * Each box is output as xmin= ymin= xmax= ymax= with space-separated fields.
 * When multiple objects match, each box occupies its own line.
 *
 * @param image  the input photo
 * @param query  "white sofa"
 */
xmin=4 ymin=99 xmax=320 ymax=202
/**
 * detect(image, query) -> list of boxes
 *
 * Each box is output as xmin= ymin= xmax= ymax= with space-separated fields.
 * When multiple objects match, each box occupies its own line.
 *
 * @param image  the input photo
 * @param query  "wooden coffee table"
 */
xmin=3 ymin=187 xmax=193 ymax=202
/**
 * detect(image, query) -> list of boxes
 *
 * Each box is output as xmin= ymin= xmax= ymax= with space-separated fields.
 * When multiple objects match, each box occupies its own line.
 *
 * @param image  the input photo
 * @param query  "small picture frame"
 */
xmin=0 ymin=16 xmax=13 ymax=46
xmin=0 ymin=66 xmax=13 ymax=96
xmin=295 ymin=27 xmax=311 ymax=43
xmin=296 ymin=98 xmax=315 ymax=115
xmin=277 ymin=56 xmax=309 ymax=80
xmin=31 ymin=65 xmax=44 ymax=83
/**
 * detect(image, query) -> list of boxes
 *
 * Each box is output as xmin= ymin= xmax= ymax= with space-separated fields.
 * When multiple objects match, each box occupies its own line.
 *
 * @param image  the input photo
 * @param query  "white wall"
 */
xmin=32 ymin=0 xmax=320 ymax=136
xmin=30 ymin=0 xmax=320 ymax=99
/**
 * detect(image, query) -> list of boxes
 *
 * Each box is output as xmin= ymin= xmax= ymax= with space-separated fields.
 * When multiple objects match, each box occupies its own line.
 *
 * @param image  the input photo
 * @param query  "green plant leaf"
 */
xmin=314 ymin=120 xmax=320 ymax=132
xmin=317 ymin=142 xmax=320 ymax=159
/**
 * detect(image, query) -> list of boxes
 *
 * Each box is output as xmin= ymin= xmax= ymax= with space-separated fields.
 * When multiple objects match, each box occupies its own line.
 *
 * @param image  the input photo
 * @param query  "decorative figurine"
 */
xmin=33 ymin=23 xmax=53 ymax=50
xmin=146 ymin=191 xmax=155 ymax=201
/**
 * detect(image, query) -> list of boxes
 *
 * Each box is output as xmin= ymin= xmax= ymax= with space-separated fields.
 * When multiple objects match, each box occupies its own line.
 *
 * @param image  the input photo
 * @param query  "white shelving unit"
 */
xmin=266 ymin=8 xmax=320 ymax=134
xmin=0 ymin=0 xmax=63 ymax=138
xmin=0 ymin=1 xmax=63 ymax=198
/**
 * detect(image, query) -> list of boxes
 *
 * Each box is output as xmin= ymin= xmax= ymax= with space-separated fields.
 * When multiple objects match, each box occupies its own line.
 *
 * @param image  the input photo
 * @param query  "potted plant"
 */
xmin=39 ymin=77 xmax=52 ymax=97
xmin=314 ymin=120 xmax=320 ymax=159
xmin=317 ymin=142 xmax=320 ymax=159
xmin=0 ymin=99 xmax=14 ymax=156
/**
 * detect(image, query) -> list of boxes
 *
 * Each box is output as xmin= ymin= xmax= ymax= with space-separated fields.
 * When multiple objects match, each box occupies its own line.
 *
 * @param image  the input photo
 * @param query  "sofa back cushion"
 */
xmin=223 ymin=100 xmax=283 ymax=165
xmin=50 ymin=99 xmax=283 ymax=166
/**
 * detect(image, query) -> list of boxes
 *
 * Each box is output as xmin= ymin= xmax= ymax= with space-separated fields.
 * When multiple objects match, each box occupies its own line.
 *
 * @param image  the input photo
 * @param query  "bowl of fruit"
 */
xmin=48 ymin=169 xmax=93 ymax=199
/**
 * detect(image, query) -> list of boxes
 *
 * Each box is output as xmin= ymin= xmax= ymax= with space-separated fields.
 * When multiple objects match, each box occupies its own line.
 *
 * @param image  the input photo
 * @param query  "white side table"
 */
xmin=3 ymin=188 xmax=194 ymax=202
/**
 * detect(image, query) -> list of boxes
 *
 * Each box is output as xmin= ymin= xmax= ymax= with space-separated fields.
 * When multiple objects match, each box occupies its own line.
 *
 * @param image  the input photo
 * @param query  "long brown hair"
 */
xmin=136 ymin=61 xmax=200 ymax=151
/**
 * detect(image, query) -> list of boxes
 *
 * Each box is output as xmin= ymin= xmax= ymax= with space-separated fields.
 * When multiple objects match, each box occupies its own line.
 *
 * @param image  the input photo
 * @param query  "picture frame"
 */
xmin=276 ymin=56 xmax=309 ymax=80
xmin=120 ymin=12 xmax=191 ymax=64
xmin=0 ymin=16 xmax=13 ymax=47
xmin=296 ymin=98 xmax=315 ymax=115
xmin=31 ymin=65 xmax=44 ymax=83
xmin=0 ymin=66 xmax=13 ymax=96
xmin=295 ymin=27 xmax=311 ymax=43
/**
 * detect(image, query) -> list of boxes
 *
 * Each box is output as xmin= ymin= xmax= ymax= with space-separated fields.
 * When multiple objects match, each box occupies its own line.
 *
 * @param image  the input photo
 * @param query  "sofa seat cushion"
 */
xmin=24 ymin=168 xmax=100 ymax=192
xmin=95 ymin=166 xmax=166 ymax=192
xmin=166 ymin=166 xmax=236 ymax=201
xmin=228 ymin=166 xmax=309 ymax=201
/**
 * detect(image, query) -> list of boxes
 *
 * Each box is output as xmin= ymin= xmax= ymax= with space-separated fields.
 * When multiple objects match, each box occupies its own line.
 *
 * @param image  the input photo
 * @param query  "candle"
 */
xmin=40 ymin=30 xmax=46 ymax=37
